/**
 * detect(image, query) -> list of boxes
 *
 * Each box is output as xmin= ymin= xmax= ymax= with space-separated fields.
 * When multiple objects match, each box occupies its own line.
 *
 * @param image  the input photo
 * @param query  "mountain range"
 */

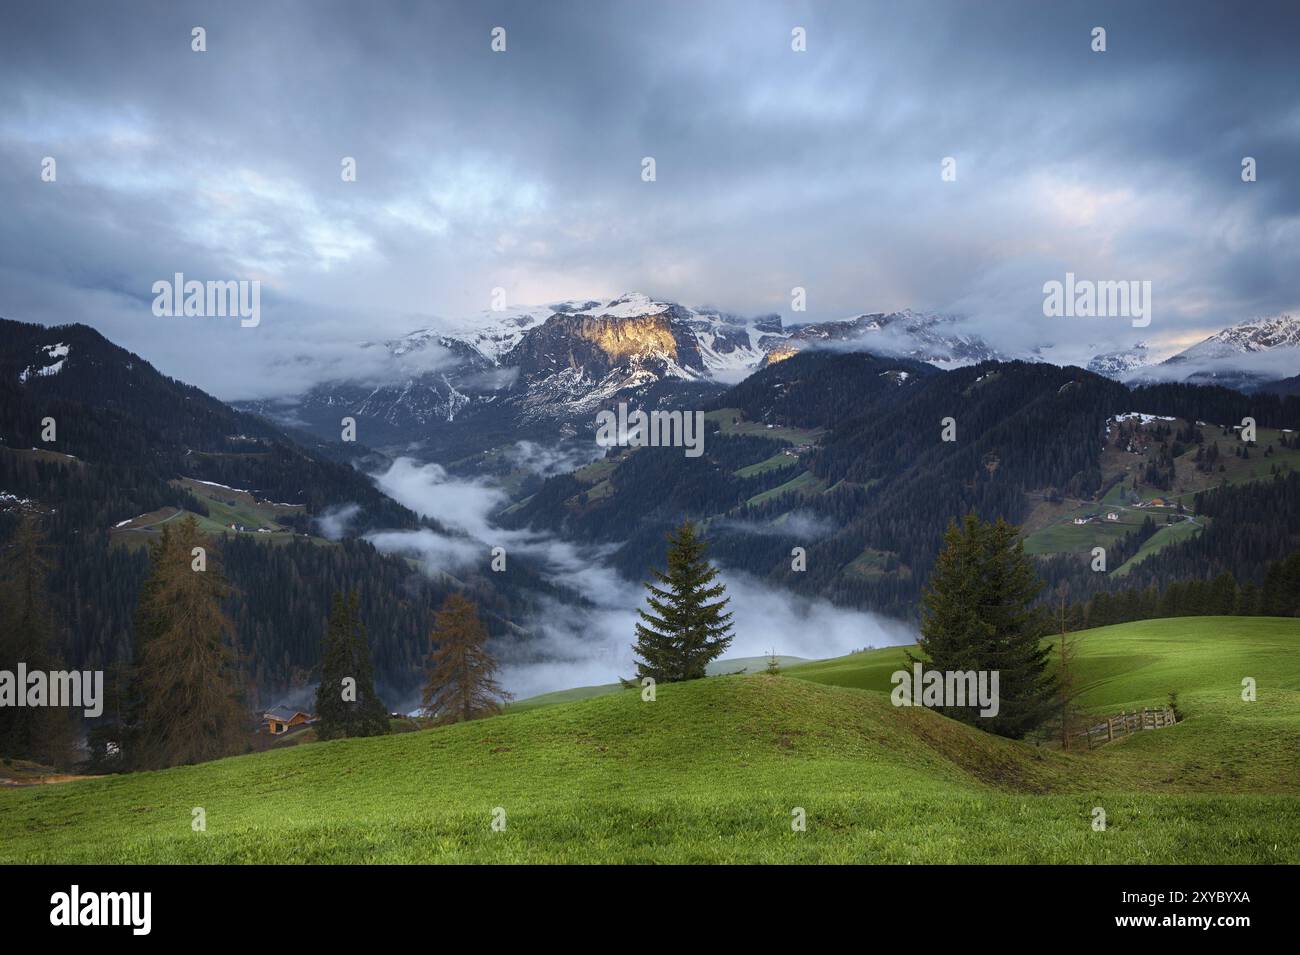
xmin=239 ymin=294 xmax=1001 ymax=457
xmin=240 ymin=294 xmax=1299 ymax=457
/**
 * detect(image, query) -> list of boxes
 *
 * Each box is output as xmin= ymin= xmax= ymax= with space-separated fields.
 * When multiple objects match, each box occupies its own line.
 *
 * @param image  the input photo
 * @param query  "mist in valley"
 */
xmin=365 ymin=450 xmax=916 ymax=705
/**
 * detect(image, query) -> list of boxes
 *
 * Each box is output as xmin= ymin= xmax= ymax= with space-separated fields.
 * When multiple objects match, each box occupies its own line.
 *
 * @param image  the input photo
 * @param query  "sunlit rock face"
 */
xmin=577 ymin=314 xmax=685 ymax=364
xmin=760 ymin=343 xmax=801 ymax=367
xmin=506 ymin=308 xmax=708 ymax=417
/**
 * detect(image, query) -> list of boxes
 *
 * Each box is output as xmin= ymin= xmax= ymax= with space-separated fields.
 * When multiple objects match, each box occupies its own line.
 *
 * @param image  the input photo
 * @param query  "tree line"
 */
xmin=2 ymin=513 xmax=513 ymax=772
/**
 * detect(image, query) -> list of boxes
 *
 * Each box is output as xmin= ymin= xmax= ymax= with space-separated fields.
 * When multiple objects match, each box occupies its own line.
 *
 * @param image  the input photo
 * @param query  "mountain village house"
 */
xmin=262 ymin=705 xmax=315 ymax=736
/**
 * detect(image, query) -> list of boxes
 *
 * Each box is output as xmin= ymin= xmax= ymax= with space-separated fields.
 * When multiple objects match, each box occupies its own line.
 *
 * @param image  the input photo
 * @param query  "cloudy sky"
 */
xmin=2 ymin=0 xmax=1298 ymax=399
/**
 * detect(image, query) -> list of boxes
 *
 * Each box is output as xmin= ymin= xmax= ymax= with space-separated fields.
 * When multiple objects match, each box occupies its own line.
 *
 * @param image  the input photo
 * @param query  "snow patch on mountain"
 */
xmin=18 ymin=342 xmax=71 ymax=382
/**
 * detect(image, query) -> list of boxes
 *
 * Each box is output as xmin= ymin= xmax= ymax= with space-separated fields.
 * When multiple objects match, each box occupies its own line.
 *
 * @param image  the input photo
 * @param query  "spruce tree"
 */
xmin=420 ymin=593 xmax=511 ymax=725
xmin=131 ymin=516 xmax=246 ymax=768
xmin=315 ymin=590 xmax=389 ymax=739
xmin=633 ymin=521 xmax=734 ymax=683
xmin=911 ymin=514 xmax=989 ymax=677
xmin=915 ymin=513 xmax=1054 ymax=739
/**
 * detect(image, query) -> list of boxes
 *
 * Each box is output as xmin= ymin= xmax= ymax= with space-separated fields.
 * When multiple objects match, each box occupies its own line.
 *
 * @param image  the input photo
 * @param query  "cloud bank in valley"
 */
xmin=365 ymin=455 xmax=915 ymax=703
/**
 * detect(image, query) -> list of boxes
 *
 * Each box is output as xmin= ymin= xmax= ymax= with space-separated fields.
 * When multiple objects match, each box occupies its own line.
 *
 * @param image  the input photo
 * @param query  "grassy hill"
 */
xmin=507 ymin=654 xmax=810 ymax=714
xmin=1 ymin=617 xmax=1296 ymax=864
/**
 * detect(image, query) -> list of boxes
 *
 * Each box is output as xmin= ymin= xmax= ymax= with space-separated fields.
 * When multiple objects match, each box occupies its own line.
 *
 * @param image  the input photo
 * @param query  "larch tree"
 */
xmin=315 ymin=590 xmax=390 ymax=739
xmin=632 ymin=520 xmax=734 ymax=683
xmin=0 ymin=513 xmax=76 ymax=768
xmin=131 ymin=516 xmax=246 ymax=769
xmin=420 ymin=592 xmax=511 ymax=725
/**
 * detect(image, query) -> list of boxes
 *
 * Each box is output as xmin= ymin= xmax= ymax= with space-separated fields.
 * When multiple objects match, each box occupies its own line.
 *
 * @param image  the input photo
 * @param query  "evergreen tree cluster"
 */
xmin=914 ymin=513 xmax=1055 ymax=739
xmin=1059 ymin=549 xmax=1300 ymax=631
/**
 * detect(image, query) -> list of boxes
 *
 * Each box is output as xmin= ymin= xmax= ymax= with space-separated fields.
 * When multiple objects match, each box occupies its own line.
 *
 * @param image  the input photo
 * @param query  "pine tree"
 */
xmin=633 ymin=521 xmax=734 ymax=683
xmin=315 ymin=590 xmax=389 ymax=739
xmin=915 ymin=513 xmax=1055 ymax=739
xmin=131 ymin=516 xmax=246 ymax=769
xmin=420 ymin=593 xmax=511 ymax=725
xmin=911 ymin=514 xmax=989 ymax=677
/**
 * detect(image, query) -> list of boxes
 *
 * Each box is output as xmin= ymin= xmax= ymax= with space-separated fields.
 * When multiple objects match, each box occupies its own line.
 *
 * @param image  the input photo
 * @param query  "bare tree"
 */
xmin=132 ymin=517 xmax=246 ymax=768
xmin=1055 ymin=585 xmax=1081 ymax=750
xmin=421 ymin=593 xmax=512 ymax=725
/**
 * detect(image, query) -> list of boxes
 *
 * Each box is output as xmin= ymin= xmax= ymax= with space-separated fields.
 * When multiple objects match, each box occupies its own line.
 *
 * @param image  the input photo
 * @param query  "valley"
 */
xmin=4 ymin=315 xmax=1299 ymax=711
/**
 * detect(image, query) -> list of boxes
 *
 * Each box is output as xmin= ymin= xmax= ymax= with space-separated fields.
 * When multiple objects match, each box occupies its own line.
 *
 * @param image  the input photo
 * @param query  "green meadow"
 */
xmin=1 ymin=617 xmax=1295 ymax=864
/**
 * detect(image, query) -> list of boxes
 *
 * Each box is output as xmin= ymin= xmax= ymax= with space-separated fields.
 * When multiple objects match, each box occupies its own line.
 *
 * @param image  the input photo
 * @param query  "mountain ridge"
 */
xmin=241 ymin=299 xmax=1300 ymax=459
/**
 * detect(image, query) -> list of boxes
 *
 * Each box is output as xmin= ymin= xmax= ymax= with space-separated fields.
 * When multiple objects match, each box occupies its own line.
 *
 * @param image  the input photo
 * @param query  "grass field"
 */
xmin=1 ymin=617 xmax=1295 ymax=863
xmin=1112 ymin=518 xmax=1205 ymax=576
xmin=734 ymin=452 xmax=801 ymax=478
xmin=745 ymin=469 xmax=826 ymax=506
xmin=704 ymin=407 xmax=823 ymax=445
xmin=507 ymin=655 xmax=810 ymax=713
xmin=108 ymin=479 xmax=328 ymax=549
xmin=844 ymin=547 xmax=911 ymax=580
xmin=1022 ymin=517 xmax=1132 ymax=555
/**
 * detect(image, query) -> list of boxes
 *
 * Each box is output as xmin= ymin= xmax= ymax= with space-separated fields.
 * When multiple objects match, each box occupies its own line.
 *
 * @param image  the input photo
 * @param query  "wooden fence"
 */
xmin=1075 ymin=706 xmax=1177 ymax=749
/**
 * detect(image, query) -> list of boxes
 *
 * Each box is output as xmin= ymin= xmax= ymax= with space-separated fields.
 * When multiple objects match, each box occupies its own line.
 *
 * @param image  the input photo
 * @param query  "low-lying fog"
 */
xmin=345 ymin=448 xmax=916 ymax=705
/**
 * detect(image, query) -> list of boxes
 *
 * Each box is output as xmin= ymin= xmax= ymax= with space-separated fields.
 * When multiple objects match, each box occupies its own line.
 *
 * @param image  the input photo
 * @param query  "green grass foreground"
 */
xmin=1 ymin=617 xmax=1296 ymax=863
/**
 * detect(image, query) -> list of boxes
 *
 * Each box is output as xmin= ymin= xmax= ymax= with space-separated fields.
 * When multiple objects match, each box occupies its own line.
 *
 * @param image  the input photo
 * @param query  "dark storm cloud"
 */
xmin=1 ymin=0 xmax=1297 ymax=397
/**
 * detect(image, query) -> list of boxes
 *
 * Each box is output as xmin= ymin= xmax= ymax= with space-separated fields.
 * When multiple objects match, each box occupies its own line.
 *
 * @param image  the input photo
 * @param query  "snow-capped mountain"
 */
xmin=1086 ymin=342 xmax=1151 ymax=378
xmin=240 ymin=293 xmax=1000 ymax=453
xmin=1077 ymin=316 xmax=1300 ymax=386
xmin=777 ymin=309 xmax=1001 ymax=367
xmin=385 ymin=293 xmax=995 ymax=382
xmin=407 ymin=304 xmax=555 ymax=364
xmin=1136 ymin=314 xmax=1300 ymax=391
xmin=1164 ymin=314 xmax=1300 ymax=362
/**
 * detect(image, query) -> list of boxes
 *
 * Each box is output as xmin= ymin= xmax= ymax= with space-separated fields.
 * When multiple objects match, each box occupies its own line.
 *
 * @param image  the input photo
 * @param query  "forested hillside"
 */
xmin=503 ymin=351 xmax=1300 ymax=618
xmin=0 ymin=319 xmax=549 ymax=704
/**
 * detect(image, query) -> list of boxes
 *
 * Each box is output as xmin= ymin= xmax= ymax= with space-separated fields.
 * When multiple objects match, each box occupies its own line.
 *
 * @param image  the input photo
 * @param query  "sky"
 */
xmin=2 ymin=0 xmax=1298 ymax=399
